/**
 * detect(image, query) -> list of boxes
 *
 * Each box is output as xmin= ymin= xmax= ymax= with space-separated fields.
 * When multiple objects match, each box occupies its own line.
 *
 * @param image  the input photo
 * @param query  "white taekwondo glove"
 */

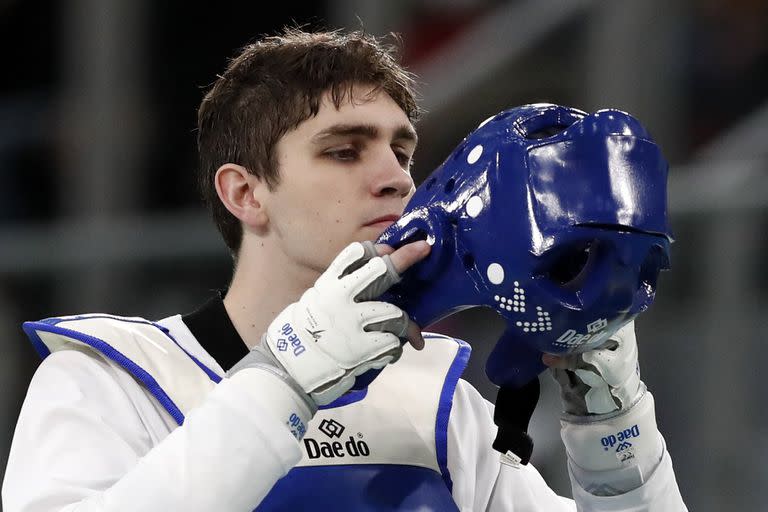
xmin=228 ymin=241 xmax=412 ymax=438
xmin=549 ymin=321 xmax=665 ymax=496
xmin=551 ymin=321 xmax=643 ymax=416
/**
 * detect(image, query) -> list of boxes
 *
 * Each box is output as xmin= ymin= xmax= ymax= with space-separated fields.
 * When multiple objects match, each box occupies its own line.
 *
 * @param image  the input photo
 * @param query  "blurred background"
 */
xmin=1 ymin=0 xmax=767 ymax=509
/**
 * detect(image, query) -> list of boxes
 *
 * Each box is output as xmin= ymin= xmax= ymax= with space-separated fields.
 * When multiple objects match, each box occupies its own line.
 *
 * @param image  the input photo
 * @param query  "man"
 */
xmin=2 ymin=27 xmax=687 ymax=510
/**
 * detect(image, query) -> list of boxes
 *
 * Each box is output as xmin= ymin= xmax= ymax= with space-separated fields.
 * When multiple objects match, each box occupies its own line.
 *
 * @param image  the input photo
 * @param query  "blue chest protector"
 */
xmin=23 ymin=314 xmax=471 ymax=511
xmin=257 ymin=462 xmax=456 ymax=511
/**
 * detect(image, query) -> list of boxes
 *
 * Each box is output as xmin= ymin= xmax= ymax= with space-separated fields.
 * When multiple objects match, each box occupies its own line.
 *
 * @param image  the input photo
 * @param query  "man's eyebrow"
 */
xmin=311 ymin=123 xmax=418 ymax=145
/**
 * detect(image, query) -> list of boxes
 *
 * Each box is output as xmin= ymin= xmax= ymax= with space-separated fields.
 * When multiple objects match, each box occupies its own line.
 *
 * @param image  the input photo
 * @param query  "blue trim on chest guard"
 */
xmin=24 ymin=315 xmax=158 ymax=358
xmin=255 ymin=465 xmax=459 ymax=511
xmin=158 ymin=327 xmax=222 ymax=384
xmin=23 ymin=321 xmax=54 ymax=359
xmin=21 ymin=315 xmax=225 ymax=425
xmin=22 ymin=319 xmax=187 ymax=425
xmin=432 ymin=334 xmax=471 ymax=492
xmin=24 ymin=315 xmax=223 ymax=386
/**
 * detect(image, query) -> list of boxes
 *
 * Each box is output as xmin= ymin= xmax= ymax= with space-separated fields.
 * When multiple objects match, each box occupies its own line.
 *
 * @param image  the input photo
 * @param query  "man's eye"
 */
xmin=325 ymin=148 xmax=359 ymax=161
xmin=394 ymin=150 xmax=413 ymax=169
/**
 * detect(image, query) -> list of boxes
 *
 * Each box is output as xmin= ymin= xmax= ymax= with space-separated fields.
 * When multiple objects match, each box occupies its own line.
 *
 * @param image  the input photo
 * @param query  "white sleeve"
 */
xmin=568 ymin=441 xmax=688 ymax=511
xmin=448 ymin=379 xmax=687 ymax=511
xmin=2 ymin=349 xmax=303 ymax=512
xmin=564 ymin=399 xmax=689 ymax=512
xmin=448 ymin=379 xmax=575 ymax=511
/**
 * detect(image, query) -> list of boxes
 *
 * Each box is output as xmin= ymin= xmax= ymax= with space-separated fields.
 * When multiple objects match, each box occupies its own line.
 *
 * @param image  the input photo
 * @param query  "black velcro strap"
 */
xmin=491 ymin=378 xmax=540 ymax=465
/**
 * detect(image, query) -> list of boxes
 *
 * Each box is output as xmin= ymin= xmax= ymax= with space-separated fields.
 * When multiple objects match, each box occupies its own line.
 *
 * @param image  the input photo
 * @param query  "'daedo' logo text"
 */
xmin=304 ymin=419 xmax=370 ymax=459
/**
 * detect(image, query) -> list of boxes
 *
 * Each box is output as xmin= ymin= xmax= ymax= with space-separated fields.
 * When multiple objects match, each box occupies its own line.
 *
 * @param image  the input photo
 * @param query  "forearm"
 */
xmin=562 ymin=390 xmax=662 ymax=494
xmin=567 ymin=444 xmax=687 ymax=512
xmin=562 ymin=391 xmax=688 ymax=511
xmin=85 ymin=375 xmax=303 ymax=511
xmin=3 ymin=359 xmax=306 ymax=512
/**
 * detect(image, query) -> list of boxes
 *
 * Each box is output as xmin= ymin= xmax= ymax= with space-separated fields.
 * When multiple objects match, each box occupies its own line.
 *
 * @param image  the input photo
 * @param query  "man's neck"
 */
xmin=222 ymin=242 xmax=319 ymax=350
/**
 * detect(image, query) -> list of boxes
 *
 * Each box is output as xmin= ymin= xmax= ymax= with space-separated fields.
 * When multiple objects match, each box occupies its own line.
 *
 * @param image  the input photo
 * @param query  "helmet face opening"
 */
xmin=378 ymin=103 xmax=673 ymax=388
xmin=536 ymin=239 xmax=594 ymax=291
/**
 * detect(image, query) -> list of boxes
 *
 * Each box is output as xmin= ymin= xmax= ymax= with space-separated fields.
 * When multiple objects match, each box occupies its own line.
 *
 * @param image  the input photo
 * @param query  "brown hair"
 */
xmin=197 ymin=26 xmax=420 ymax=255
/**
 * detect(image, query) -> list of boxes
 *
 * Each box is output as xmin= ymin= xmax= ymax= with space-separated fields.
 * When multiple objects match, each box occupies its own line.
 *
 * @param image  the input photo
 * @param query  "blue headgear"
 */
xmin=378 ymin=103 xmax=673 ymax=389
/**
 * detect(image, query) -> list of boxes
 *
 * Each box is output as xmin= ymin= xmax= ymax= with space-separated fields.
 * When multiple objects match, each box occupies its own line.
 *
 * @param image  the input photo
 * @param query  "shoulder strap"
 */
xmin=420 ymin=332 xmax=472 ymax=492
xmin=22 ymin=314 xmax=219 ymax=425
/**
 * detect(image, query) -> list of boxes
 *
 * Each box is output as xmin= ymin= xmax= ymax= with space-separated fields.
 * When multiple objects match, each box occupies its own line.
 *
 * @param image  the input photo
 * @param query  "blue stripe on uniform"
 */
xmin=23 ymin=319 xmax=189 ymax=425
xmin=427 ymin=334 xmax=471 ymax=493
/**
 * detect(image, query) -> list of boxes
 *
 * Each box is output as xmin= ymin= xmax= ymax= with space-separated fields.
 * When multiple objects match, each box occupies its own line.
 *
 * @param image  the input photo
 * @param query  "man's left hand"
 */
xmin=544 ymin=321 xmax=666 ymax=496
xmin=543 ymin=321 xmax=643 ymax=416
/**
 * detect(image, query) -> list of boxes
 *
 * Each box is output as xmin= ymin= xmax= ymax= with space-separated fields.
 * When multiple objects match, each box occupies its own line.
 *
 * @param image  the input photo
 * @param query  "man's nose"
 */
xmin=371 ymin=151 xmax=414 ymax=198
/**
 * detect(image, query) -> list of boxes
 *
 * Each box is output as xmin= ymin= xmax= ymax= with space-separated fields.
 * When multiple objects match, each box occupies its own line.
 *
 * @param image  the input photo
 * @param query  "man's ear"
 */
xmin=214 ymin=163 xmax=269 ymax=230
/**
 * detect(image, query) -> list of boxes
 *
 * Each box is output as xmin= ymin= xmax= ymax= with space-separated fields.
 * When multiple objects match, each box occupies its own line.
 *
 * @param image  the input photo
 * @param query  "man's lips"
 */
xmin=364 ymin=215 xmax=400 ymax=227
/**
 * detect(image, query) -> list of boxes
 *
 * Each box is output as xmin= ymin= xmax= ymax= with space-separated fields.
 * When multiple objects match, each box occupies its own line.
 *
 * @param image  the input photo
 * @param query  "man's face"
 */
xmin=264 ymin=84 xmax=417 ymax=274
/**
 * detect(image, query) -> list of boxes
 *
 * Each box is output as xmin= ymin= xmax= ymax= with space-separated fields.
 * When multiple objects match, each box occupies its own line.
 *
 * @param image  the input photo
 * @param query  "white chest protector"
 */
xmin=22 ymin=314 xmax=472 ymax=511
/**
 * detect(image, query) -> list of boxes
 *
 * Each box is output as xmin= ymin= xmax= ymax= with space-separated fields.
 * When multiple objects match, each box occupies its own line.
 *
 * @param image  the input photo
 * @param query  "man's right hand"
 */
xmin=229 ymin=239 xmax=430 ymax=413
